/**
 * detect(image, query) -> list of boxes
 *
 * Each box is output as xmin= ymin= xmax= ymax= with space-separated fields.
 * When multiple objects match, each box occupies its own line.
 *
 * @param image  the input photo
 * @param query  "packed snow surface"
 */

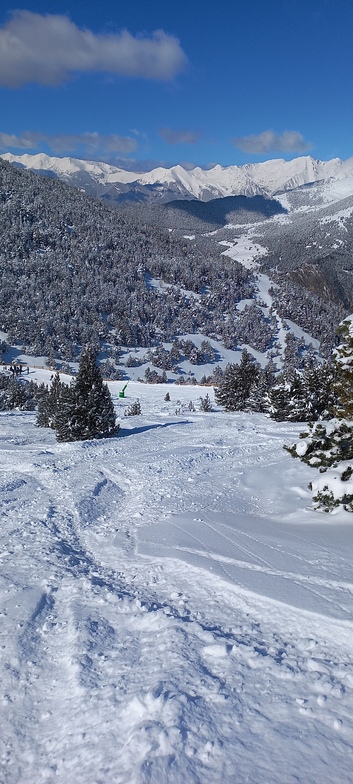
xmin=1 ymin=374 xmax=353 ymax=784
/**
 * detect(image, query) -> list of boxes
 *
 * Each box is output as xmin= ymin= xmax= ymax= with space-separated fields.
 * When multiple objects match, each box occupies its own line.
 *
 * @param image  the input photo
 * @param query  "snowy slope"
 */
xmin=3 ymin=151 xmax=353 ymax=203
xmin=1 ymin=373 xmax=353 ymax=784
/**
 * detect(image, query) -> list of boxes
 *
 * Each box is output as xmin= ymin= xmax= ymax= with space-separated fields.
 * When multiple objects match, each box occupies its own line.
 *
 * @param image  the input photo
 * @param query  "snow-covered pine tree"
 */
xmin=36 ymin=372 xmax=66 ymax=428
xmin=124 ymin=399 xmax=141 ymax=416
xmin=267 ymin=373 xmax=292 ymax=421
xmin=303 ymin=361 xmax=336 ymax=421
xmin=215 ymin=363 xmax=240 ymax=411
xmin=215 ymin=349 xmax=260 ymax=411
xmin=199 ymin=393 xmax=212 ymax=412
xmin=268 ymin=362 xmax=335 ymax=422
xmin=332 ymin=318 xmax=353 ymax=419
xmin=284 ymin=371 xmax=309 ymax=422
xmin=287 ymin=317 xmax=353 ymax=511
xmin=53 ymin=380 xmax=77 ymax=442
xmin=54 ymin=346 xmax=118 ymax=442
xmin=247 ymin=360 xmax=276 ymax=413
xmin=0 ymin=376 xmax=35 ymax=410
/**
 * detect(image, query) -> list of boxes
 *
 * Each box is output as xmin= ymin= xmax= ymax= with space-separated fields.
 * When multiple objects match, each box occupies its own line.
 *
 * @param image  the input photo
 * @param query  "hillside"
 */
xmin=0 ymin=159 xmax=253 ymax=363
xmin=4 ymin=151 xmax=353 ymax=318
xmin=139 ymin=180 xmax=353 ymax=311
xmin=0 ymin=157 xmax=346 ymax=378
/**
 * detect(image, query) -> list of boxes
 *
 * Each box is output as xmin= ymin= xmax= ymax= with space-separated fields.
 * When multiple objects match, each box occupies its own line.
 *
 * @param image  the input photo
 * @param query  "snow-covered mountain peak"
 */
xmin=1 ymin=151 xmax=139 ymax=184
xmin=2 ymin=150 xmax=353 ymax=204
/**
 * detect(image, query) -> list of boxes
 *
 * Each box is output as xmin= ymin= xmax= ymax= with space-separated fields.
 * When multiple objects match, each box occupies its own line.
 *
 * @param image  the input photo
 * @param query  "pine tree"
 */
xmin=285 ymin=371 xmax=308 ymax=422
xmin=124 ymin=399 xmax=141 ymax=416
xmin=53 ymin=381 xmax=77 ymax=442
xmin=54 ymin=347 xmax=118 ymax=442
xmin=215 ymin=363 xmax=241 ymax=411
xmin=333 ymin=318 xmax=353 ymax=418
xmin=36 ymin=372 xmax=65 ymax=428
xmin=215 ymin=350 xmax=260 ymax=411
xmin=247 ymin=360 xmax=276 ymax=413
xmin=268 ymin=363 xmax=335 ymax=423
xmin=267 ymin=373 xmax=292 ymax=421
xmin=303 ymin=361 xmax=336 ymax=421
xmin=286 ymin=419 xmax=353 ymax=468
xmin=287 ymin=317 xmax=353 ymax=511
xmin=199 ymin=393 xmax=212 ymax=412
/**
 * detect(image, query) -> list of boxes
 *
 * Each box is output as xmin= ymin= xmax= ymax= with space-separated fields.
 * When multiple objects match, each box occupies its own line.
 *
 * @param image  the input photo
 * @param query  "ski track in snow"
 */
xmin=1 ymin=383 xmax=353 ymax=784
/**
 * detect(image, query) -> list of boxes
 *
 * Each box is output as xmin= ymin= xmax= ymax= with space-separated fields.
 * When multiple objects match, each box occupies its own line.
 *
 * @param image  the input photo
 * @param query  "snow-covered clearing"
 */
xmin=219 ymin=234 xmax=268 ymax=270
xmin=1 ymin=378 xmax=353 ymax=784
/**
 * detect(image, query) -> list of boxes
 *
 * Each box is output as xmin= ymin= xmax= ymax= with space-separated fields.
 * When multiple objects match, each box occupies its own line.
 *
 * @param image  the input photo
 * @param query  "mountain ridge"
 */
xmin=3 ymin=151 xmax=353 ymax=204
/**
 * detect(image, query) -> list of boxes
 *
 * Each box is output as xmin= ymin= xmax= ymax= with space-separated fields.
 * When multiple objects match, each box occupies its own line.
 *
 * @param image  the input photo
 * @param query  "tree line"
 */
xmin=214 ymin=349 xmax=334 ymax=421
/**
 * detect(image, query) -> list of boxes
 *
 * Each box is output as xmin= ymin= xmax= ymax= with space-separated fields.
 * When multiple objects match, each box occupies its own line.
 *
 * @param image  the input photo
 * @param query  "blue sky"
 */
xmin=0 ymin=0 xmax=352 ymax=170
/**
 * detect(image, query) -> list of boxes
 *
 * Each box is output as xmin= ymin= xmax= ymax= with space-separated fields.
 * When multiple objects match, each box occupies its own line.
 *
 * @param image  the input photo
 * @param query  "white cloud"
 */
xmin=159 ymin=128 xmax=201 ymax=145
xmin=0 ymin=130 xmax=137 ymax=155
xmin=232 ymin=130 xmax=312 ymax=154
xmin=0 ymin=131 xmax=45 ymax=148
xmin=0 ymin=11 xmax=187 ymax=87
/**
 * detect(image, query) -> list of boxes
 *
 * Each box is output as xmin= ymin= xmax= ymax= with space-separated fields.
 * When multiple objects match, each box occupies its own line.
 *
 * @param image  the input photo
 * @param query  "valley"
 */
xmin=0 ymin=153 xmax=349 ymax=384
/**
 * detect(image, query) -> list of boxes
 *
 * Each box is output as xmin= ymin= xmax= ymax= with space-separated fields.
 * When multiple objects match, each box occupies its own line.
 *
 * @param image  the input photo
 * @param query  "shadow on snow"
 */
xmin=118 ymin=420 xmax=191 ymax=438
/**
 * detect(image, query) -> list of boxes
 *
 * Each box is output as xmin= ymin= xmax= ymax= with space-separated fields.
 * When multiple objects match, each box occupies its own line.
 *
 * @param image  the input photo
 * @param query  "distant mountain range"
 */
xmin=3 ymin=151 xmax=353 ymax=205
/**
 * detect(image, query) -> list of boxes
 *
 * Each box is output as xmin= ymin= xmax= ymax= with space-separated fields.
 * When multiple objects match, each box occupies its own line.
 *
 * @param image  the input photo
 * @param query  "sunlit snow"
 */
xmin=4 ymin=152 xmax=353 ymax=202
xmin=1 ymin=372 xmax=353 ymax=784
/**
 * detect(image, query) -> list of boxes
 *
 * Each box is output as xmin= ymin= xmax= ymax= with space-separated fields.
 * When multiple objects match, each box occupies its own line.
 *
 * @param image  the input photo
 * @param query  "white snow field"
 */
xmin=1 ymin=377 xmax=353 ymax=784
